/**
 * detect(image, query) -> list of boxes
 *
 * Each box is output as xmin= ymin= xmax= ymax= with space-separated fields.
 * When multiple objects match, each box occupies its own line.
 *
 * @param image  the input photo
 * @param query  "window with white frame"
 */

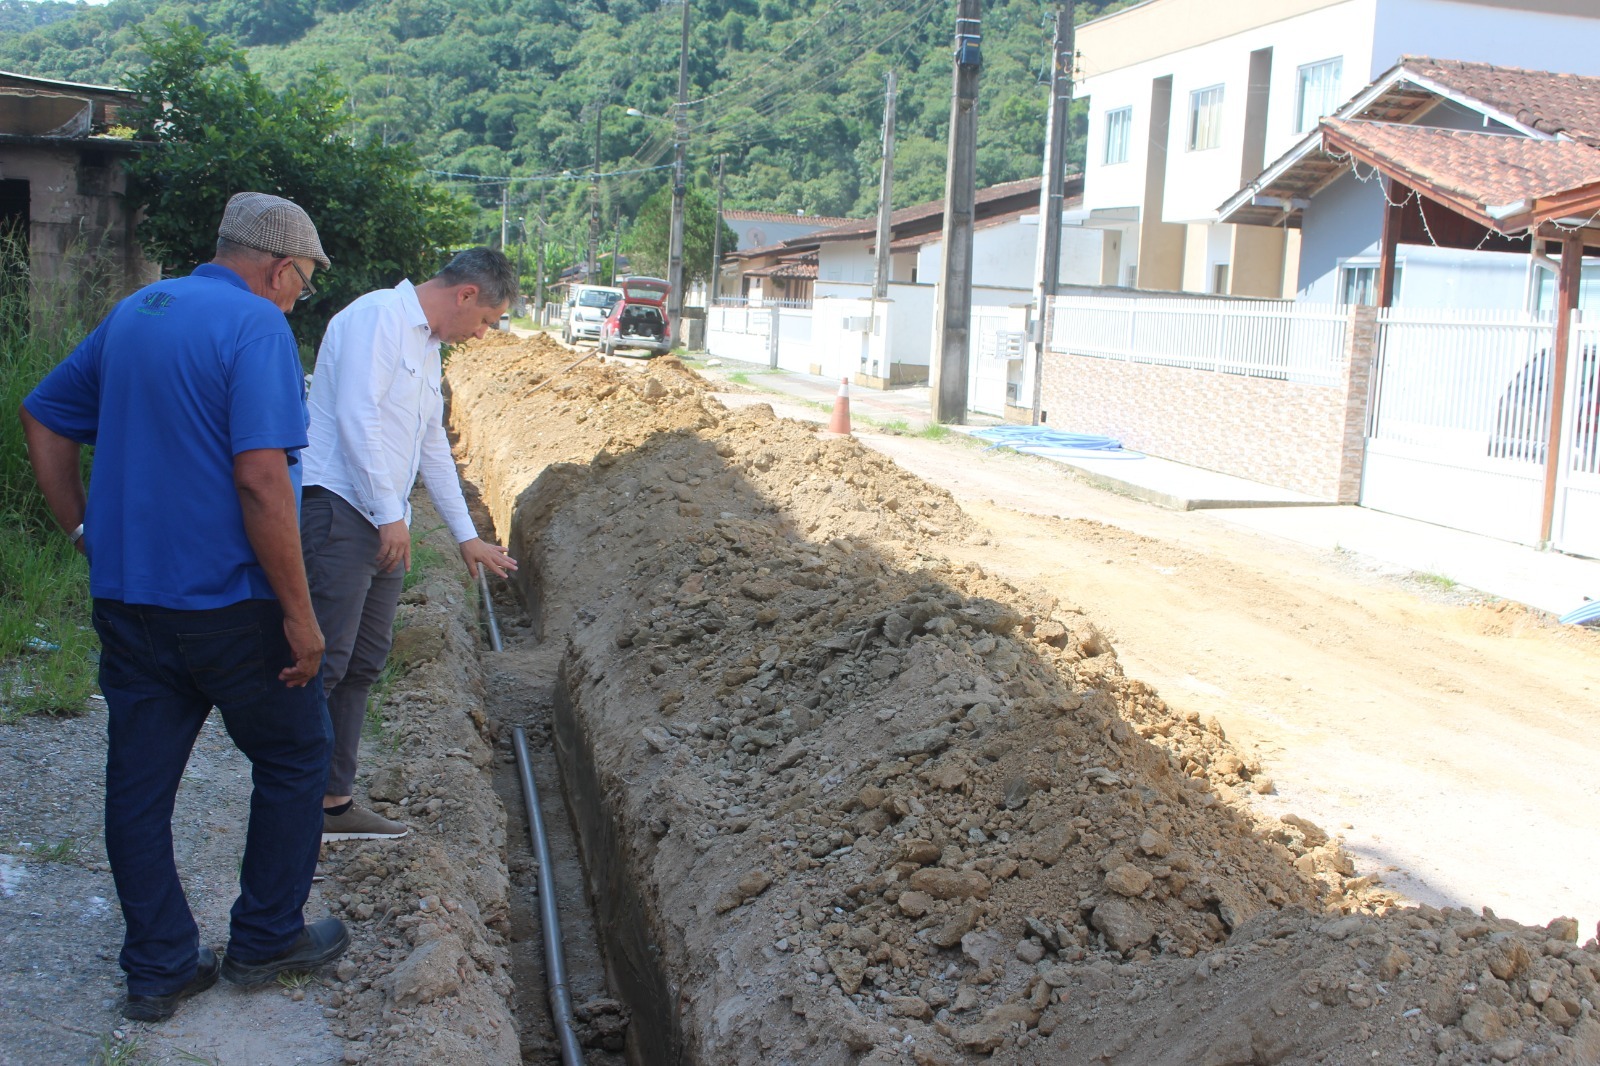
xmin=1187 ymin=85 xmax=1224 ymax=151
xmin=1295 ymin=58 xmax=1343 ymax=134
xmin=1103 ymin=107 xmax=1131 ymax=165
xmin=1339 ymin=259 xmax=1401 ymax=306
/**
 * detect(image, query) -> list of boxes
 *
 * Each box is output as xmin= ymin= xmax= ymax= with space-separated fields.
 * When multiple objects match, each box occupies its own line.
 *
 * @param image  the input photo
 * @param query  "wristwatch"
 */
xmin=69 ymin=523 xmax=85 ymax=545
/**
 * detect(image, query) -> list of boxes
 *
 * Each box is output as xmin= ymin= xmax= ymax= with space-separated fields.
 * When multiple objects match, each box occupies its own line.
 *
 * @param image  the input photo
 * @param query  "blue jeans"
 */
xmin=92 ymin=598 xmax=331 ymax=996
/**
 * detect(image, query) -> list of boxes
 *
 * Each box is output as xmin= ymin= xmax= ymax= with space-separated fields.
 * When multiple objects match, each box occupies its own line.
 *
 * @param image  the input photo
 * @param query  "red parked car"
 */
xmin=599 ymin=276 xmax=672 ymax=357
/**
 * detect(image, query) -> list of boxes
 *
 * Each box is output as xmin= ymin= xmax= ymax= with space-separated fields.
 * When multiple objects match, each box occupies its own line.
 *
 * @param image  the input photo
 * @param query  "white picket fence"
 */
xmin=1046 ymin=294 xmax=1350 ymax=387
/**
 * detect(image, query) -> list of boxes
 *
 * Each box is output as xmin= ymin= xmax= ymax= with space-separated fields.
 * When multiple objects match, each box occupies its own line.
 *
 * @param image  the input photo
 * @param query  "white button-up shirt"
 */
xmin=302 ymin=280 xmax=478 ymax=543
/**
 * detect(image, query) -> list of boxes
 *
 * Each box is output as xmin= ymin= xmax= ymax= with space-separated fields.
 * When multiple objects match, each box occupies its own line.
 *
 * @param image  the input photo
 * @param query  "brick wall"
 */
xmin=1038 ymin=307 xmax=1376 ymax=502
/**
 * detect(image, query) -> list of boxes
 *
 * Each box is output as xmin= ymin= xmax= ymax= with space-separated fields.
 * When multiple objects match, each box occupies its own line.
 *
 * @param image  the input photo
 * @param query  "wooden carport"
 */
xmin=1222 ymin=118 xmax=1600 ymax=542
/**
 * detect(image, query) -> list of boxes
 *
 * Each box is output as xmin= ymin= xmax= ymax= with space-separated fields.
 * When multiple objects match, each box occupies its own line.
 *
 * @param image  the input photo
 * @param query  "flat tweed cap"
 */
xmin=217 ymin=192 xmax=330 ymax=268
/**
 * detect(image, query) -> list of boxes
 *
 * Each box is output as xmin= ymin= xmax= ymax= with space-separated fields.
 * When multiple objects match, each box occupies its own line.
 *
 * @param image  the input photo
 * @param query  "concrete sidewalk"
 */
xmin=687 ymin=354 xmax=1600 ymax=618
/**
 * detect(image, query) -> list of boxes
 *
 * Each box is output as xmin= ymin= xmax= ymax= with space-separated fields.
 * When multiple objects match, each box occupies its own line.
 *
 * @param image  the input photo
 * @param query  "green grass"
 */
xmin=0 ymin=835 xmax=82 ymax=863
xmin=916 ymin=423 xmax=952 ymax=441
xmin=276 ymin=970 xmax=314 ymax=990
xmin=1414 ymin=571 xmax=1458 ymax=591
xmin=27 ymin=837 xmax=81 ymax=864
xmin=365 ymin=655 xmax=402 ymax=741
xmin=89 ymin=1032 xmax=145 ymax=1066
xmin=1 ymin=238 xmax=115 ymax=721
xmin=404 ymin=542 xmax=445 ymax=592
xmin=727 ymin=371 xmax=752 ymax=386
xmin=367 ymin=524 xmax=449 ymax=739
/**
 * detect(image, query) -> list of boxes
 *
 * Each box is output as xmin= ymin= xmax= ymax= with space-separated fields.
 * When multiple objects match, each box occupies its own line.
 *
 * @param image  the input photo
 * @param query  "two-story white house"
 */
xmin=1074 ymin=0 xmax=1600 ymax=299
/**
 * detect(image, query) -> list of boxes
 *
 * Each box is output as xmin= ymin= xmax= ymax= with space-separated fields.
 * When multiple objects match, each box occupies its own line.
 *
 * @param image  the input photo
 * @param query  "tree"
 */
xmin=207 ymin=0 xmax=315 ymax=47
xmin=120 ymin=25 xmax=470 ymax=348
xmin=625 ymin=185 xmax=737 ymax=284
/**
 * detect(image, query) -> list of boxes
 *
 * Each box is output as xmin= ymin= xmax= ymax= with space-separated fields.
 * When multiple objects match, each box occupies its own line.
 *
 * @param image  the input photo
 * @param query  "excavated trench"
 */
xmin=333 ymin=332 xmax=1600 ymax=1066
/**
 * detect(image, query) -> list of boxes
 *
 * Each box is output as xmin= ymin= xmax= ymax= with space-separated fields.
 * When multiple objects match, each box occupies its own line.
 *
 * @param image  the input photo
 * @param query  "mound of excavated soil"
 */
xmin=448 ymin=335 xmax=1600 ymax=1065
xmin=310 ymin=507 xmax=521 ymax=1066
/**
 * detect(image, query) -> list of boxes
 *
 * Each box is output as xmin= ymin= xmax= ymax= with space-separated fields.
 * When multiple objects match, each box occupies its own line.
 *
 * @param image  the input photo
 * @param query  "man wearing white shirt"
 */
xmin=300 ymin=247 xmax=518 ymax=840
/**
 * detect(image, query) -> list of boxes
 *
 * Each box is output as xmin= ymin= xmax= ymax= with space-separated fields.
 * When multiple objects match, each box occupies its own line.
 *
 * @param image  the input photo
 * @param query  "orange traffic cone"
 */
xmin=827 ymin=376 xmax=852 ymax=435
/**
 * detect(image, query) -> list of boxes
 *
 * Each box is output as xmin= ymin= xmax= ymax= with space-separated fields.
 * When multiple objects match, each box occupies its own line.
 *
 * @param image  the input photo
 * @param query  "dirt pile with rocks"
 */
xmin=446 ymin=334 xmax=1600 ymax=1065
xmin=307 ymin=508 xmax=522 ymax=1066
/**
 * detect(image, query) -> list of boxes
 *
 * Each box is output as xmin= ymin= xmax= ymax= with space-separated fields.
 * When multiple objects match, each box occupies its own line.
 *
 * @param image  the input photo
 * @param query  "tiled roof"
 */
xmin=887 ymin=195 xmax=1086 ymax=252
xmin=806 ymin=176 xmax=1062 ymax=243
xmin=1320 ymin=120 xmax=1600 ymax=227
xmin=744 ymin=252 xmax=818 ymax=280
xmin=726 ymin=237 xmax=816 ymax=261
xmin=1223 ymin=55 xmax=1600 ymax=229
xmin=1397 ymin=57 xmax=1600 ymax=147
xmin=723 ymin=209 xmax=853 ymax=226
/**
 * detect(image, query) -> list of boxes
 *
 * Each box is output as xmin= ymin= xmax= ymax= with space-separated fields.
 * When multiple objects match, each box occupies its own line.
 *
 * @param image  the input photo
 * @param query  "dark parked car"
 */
xmin=1490 ymin=345 xmax=1600 ymax=470
xmin=600 ymin=276 xmax=672 ymax=357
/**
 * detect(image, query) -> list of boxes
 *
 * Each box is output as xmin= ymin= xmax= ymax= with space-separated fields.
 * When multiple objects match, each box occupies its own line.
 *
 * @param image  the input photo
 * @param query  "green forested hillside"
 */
xmin=0 ymin=0 xmax=1127 ymax=253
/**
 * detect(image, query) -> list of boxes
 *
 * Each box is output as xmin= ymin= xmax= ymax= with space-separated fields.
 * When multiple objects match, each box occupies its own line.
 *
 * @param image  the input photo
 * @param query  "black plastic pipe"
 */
xmin=512 ymin=725 xmax=585 ymax=1066
xmin=478 ymin=567 xmax=503 ymax=652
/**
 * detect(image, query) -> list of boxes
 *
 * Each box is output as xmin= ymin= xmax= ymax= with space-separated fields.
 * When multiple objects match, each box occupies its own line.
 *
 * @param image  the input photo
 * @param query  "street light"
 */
xmin=625 ymin=104 xmax=687 ymax=330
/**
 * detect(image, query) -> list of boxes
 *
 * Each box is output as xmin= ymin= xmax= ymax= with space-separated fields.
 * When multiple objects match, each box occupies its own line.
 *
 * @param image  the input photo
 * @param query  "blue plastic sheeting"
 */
xmin=1558 ymin=599 xmax=1600 ymax=626
xmin=968 ymin=425 xmax=1145 ymax=460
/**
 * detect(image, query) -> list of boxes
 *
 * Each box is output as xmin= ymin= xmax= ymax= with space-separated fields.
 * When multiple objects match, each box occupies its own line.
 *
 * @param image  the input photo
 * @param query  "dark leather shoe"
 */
xmin=220 ymin=918 xmax=350 ymax=988
xmin=122 ymin=947 xmax=219 ymax=1022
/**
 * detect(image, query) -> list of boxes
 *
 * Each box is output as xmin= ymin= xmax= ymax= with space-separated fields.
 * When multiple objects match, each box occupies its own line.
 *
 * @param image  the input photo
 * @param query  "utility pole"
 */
xmin=1030 ymin=0 xmax=1074 ymax=425
xmin=872 ymin=70 xmax=898 ymax=301
xmin=667 ymin=0 xmax=691 ymax=337
xmin=612 ymin=217 xmax=623 ymax=285
xmin=931 ymin=0 xmax=982 ymax=424
xmin=710 ymin=154 xmax=726 ymax=304
xmin=499 ymin=184 xmax=509 ymax=250
xmin=516 ymin=215 xmax=527 ymax=315
xmin=588 ymin=106 xmax=602 ymax=282
xmin=534 ymin=192 xmax=547 ymax=326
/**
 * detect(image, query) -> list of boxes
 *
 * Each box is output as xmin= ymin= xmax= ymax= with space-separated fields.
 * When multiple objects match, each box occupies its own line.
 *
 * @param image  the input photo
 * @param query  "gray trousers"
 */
xmin=300 ymin=487 xmax=404 ymax=798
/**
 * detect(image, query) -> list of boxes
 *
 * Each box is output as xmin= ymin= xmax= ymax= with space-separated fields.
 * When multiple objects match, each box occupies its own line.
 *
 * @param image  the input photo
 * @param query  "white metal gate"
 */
xmin=1363 ymin=309 xmax=1555 ymax=545
xmin=968 ymin=306 xmax=1027 ymax=417
xmin=706 ymin=305 xmax=774 ymax=366
xmin=1553 ymin=317 xmax=1600 ymax=557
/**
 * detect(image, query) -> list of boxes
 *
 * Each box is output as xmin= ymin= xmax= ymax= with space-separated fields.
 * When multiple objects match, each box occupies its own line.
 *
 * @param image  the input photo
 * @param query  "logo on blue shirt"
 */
xmin=138 ymin=291 xmax=177 ymax=316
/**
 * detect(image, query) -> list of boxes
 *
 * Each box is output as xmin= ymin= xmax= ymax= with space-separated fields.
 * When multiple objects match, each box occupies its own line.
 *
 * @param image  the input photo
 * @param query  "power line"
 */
xmin=691 ymin=0 xmax=945 ymax=137
xmin=424 ymin=161 xmax=676 ymax=186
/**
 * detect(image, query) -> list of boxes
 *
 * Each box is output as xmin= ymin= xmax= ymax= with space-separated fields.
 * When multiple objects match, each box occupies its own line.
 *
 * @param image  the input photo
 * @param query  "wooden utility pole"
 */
xmin=612 ymin=217 xmax=623 ymax=285
xmin=1029 ymin=0 xmax=1074 ymax=425
xmin=667 ymin=0 xmax=691 ymax=334
xmin=533 ymin=192 xmax=547 ymax=326
xmin=872 ymin=70 xmax=898 ymax=301
xmin=931 ymin=0 xmax=982 ymax=424
xmin=710 ymin=154 xmax=726 ymax=304
xmin=588 ymin=107 xmax=602 ymax=282
xmin=499 ymin=184 xmax=509 ymax=250
xmin=1540 ymin=231 xmax=1582 ymax=544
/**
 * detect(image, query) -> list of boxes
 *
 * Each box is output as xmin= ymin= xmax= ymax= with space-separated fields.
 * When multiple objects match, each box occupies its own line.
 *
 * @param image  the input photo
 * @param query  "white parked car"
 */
xmin=562 ymin=284 xmax=623 ymax=344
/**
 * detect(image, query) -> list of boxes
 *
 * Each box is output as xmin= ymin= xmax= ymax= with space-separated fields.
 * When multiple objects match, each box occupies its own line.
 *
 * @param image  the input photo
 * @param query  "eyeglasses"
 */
xmin=286 ymin=259 xmax=317 ymax=303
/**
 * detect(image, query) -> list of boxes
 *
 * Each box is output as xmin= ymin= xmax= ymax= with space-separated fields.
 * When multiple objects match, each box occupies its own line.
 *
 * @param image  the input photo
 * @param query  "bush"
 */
xmin=121 ymin=25 xmax=472 ymax=350
xmin=0 ymin=238 xmax=109 ymax=720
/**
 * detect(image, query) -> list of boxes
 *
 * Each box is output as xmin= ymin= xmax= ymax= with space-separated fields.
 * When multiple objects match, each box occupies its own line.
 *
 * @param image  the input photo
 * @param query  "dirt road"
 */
xmin=843 ymin=425 xmax=1600 ymax=938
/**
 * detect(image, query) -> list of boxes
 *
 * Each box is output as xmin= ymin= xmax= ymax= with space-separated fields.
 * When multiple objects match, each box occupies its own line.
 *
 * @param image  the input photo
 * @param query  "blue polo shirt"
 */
xmin=24 ymin=264 xmax=308 ymax=610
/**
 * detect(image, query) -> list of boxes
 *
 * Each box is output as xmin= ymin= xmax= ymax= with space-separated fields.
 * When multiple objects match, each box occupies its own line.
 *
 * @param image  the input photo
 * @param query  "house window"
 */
xmin=1103 ymin=107 xmax=1132 ymax=165
xmin=1212 ymin=263 xmax=1231 ymax=295
xmin=1532 ymin=262 xmax=1600 ymax=315
xmin=1295 ymin=58 xmax=1343 ymax=134
xmin=1187 ymin=85 xmax=1224 ymax=151
xmin=1340 ymin=260 xmax=1401 ymax=306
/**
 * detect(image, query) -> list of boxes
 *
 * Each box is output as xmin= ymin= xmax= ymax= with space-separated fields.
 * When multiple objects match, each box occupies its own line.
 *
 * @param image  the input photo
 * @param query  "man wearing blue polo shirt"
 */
xmin=18 ymin=192 xmax=349 ymax=1022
